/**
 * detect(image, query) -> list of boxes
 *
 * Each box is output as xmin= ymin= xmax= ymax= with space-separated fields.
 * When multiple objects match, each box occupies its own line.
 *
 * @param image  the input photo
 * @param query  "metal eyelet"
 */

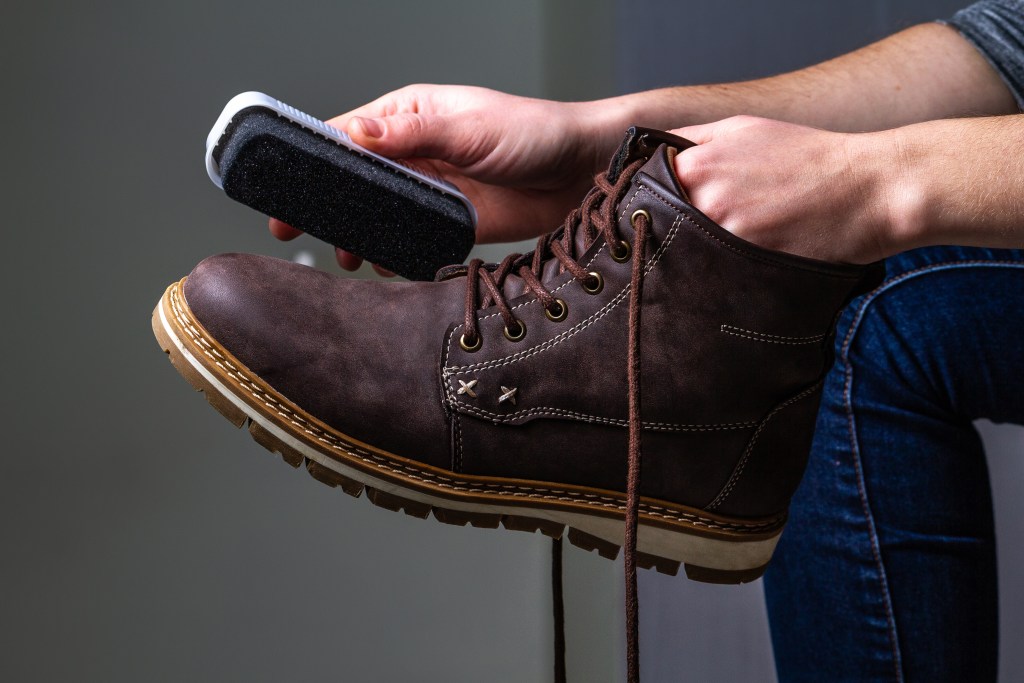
xmin=631 ymin=208 xmax=651 ymax=228
xmin=459 ymin=333 xmax=482 ymax=352
xmin=503 ymin=319 xmax=527 ymax=342
xmin=582 ymin=271 xmax=604 ymax=295
xmin=544 ymin=298 xmax=568 ymax=322
xmin=610 ymin=239 xmax=631 ymax=263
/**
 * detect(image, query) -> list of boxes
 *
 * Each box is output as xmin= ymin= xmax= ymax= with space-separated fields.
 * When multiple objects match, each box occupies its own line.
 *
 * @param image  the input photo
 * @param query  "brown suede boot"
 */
xmin=154 ymin=128 xmax=882 ymax=678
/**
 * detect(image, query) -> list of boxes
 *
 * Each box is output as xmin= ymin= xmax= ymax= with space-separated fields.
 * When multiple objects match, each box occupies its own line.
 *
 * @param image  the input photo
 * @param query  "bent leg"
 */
xmin=765 ymin=246 xmax=1024 ymax=682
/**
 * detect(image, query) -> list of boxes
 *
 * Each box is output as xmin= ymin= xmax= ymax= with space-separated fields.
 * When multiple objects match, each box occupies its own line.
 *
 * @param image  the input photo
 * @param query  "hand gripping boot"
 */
xmin=154 ymin=127 xmax=882 ymax=585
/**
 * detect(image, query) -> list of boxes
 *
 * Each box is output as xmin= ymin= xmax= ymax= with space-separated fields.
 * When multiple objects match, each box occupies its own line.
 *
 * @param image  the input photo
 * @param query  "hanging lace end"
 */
xmin=624 ymin=209 xmax=650 ymax=683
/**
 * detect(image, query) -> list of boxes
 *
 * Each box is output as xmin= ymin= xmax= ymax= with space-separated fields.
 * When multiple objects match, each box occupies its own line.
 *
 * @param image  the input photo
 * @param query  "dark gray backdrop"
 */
xmin=3 ymin=1 xmax=1021 ymax=681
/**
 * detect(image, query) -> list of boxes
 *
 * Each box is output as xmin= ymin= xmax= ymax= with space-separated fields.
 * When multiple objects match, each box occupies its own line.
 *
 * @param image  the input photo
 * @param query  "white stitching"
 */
xmin=478 ymin=242 xmax=609 ymax=321
xmin=720 ymin=324 xmax=825 ymax=345
xmin=617 ymin=187 xmax=642 ymax=219
xmin=471 ymin=188 xmax=638 ymax=325
xmin=169 ymin=285 xmax=779 ymax=532
xmin=451 ymin=402 xmax=756 ymax=430
xmin=444 ymin=211 xmax=682 ymax=375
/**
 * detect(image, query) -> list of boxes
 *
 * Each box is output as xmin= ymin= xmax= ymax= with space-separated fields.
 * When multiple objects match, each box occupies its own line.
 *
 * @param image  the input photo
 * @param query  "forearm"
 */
xmin=878 ymin=113 xmax=1024 ymax=253
xmin=665 ymin=112 xmax=1024 ymax=265
xmin=578 ymin=23 xmax=1018 ymax=166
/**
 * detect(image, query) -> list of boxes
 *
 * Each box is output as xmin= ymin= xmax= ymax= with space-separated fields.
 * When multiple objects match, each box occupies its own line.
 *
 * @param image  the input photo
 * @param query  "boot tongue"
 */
xmin=498 ymin=128 xmax=696 ymax=299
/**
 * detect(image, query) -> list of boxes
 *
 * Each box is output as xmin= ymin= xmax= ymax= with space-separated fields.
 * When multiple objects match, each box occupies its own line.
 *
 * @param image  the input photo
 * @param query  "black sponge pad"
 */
xmin=216 ymin=107 xmax=475 ymax=281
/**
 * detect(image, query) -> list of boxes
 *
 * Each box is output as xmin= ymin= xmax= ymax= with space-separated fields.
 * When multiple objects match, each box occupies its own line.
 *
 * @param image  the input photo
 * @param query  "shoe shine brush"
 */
xmin=206 ymin=92 xmax=477 ymax=281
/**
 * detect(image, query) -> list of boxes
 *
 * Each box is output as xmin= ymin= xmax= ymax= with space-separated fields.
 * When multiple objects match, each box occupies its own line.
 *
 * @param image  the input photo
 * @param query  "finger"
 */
xmin=335 ymin=247 xmax=363 ymax=271
xmin=270 ymin=218 xmax=303 ymax=240
xmin=371 ymin=264 xmax=396 ymax=278
xmin=673 ymin=122 xmax=717 ymax=145
xmin=326 ymin=87 xmax=420 ymax=135
xmin=671 ymin=143 xmax=716 ymax=204
xmin=343 ymin=112 xmax=476 ymax=166
xmin=677 ymin=115 xmax=770 ymax=144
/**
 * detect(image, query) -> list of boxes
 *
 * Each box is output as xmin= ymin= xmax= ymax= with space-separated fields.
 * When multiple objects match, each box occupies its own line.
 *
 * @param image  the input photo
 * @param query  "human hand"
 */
xmin=672 ymin=116 xmax=901 ymax=264
xmin=270 ymin=85 xmax=614 ymax=275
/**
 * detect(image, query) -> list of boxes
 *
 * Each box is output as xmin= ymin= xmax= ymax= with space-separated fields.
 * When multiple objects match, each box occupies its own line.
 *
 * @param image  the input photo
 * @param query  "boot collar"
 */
xmin=606 ymin=127 xmax=696 ymax=184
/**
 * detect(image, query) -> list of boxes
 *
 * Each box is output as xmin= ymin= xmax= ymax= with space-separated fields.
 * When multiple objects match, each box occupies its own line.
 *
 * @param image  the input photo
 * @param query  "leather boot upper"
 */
xmin=184 ymin=129 xmax=883 ymax=519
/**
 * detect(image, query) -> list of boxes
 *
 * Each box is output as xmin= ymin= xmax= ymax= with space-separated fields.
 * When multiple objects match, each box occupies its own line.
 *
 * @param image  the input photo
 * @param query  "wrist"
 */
xmin=848 ymin=128 xmax=929 ymax=259
xmin=880 ymin=127 xmax=933 ymax=256
xmin=569 ymin=95 xmax=645 ymax=173
xmin=570 ymin=89 xmax=710 ymax=174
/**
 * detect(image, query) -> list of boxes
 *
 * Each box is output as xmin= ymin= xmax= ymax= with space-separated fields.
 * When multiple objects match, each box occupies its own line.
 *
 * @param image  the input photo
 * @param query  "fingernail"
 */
xmin=353 ymin=117 xmax=383 ymax=139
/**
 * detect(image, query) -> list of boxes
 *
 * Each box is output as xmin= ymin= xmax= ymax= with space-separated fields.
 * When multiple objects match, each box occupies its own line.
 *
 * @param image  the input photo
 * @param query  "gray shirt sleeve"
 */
xmin=945 ymin=0 xmax=1024 ymax=110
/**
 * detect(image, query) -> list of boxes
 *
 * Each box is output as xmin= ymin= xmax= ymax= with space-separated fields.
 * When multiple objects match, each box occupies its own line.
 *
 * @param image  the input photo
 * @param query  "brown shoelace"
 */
xmin=459 ymin=158 xmax=651 ymax=683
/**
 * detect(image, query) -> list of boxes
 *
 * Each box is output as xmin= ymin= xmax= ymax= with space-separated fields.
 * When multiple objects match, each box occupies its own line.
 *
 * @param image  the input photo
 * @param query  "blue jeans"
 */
xmin=764 ymin=246 xmax=1024 ymax=682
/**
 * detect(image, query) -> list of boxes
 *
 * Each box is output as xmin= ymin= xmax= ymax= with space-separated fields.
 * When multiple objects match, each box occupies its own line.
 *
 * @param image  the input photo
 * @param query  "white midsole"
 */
xmin=159 ymin=302 xmax=780 ymax=571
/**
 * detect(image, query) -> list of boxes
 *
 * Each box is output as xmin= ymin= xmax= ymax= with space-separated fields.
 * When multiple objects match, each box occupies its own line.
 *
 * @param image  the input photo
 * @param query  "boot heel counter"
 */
xmin=705 ymin=382 xmax=825 ymax=518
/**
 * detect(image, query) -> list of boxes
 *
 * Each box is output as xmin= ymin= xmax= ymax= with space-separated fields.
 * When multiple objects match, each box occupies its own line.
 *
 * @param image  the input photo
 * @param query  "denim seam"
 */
xmin=838 ymin=258 xmax=1024 ymax=682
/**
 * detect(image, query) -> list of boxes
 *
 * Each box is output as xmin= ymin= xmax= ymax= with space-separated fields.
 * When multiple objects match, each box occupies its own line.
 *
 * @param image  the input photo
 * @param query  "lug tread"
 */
xmin=156 ymin=322 xmax=247 ymax=428
xmin=566 ymin=528 xmax=621 ymax=560
xmin=306 ymin=460 xmax=365 ymax=498
xmin=636 ymin=551 xmax=682 ymax=576
xmin=433 ymin=508 xmax=502 ymax=528
xmin=502 ymin=515 xmax=566 ymax=539
xmin=366 ymin=487 xmax=433 ymax=519
xmin=683 ymin=563 xmax=767 ymax=585
xmin=248 ymin=420 xmax=304 ymax=468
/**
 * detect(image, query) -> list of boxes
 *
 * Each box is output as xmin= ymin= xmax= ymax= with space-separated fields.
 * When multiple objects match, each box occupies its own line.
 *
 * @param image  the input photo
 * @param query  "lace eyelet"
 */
xmin=610 ymin=239 xmax=631 ymax=263
xmin=459 ymin=333 xmax=482 ymax=352
xmin=582 ymin=271 xmax=604 ymax=295
xmin=630 ymin=208 xmax=651 ymax=228
xmin=503 ymin=319 xmax=527 ymax=342
xmin=544 ymin=298 xmax=568 ymax=322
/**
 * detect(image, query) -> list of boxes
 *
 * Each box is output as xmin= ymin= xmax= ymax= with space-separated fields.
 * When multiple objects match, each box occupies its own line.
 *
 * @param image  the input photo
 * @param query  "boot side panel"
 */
xmin=704 ymin=383 xmax=826 ymax=518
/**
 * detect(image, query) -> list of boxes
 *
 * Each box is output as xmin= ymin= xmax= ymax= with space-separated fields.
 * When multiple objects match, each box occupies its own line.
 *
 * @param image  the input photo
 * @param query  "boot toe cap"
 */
xmin=181 ymin=252 xmax=456 ymax=470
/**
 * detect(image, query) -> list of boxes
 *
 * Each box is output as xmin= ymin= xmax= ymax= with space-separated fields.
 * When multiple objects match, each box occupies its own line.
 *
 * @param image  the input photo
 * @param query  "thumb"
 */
xmin=346 ymin=112 xmax=470 ymax=164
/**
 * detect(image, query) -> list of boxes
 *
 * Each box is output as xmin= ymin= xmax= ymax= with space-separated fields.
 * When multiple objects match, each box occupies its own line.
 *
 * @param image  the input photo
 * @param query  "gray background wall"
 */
xmin=3 ymin=3 xmax=598 ymax=682
xmin=2 ymin=1 xmax=1021 ymax=682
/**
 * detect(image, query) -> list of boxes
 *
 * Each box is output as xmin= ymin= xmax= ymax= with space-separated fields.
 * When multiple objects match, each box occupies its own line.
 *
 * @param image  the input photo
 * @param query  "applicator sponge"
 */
xmin=214 ymin=107 xmax=475 ymax=281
